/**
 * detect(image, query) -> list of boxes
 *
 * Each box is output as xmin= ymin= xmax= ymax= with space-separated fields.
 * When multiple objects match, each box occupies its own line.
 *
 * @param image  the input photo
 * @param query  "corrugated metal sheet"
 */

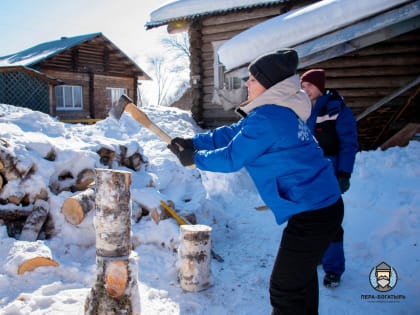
xmin=0 ymin=33 xmax=101 ymax=67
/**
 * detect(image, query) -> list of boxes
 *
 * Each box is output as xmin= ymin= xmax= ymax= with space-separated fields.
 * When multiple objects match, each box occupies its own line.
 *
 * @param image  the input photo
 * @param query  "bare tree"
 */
xmin=140 ymin=33 xmax=191 ymax=106
xmin=161 ymin=33 xmax=190 ymax=58
xmin=147 ymin=55 xmax=172 ymax=106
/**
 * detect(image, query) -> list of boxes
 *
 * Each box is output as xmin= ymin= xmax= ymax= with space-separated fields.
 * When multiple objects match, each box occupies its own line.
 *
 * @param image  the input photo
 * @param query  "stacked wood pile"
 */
xmin=0 ymin=138 xmax=148 ymax=275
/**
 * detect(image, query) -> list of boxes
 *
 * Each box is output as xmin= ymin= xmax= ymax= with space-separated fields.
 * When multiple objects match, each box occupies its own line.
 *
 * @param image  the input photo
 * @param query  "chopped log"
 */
xmin=72 ymin=168 xmax=95 ymax=191
xmin=119 ymin=145 xmax=145 ymax=171
xmin=94 ymin=169 xmax=131 ymax=257
xmin=19 ymin=199 xmax=49 ymax=242
xmin=0 ymin=146 xmax=35 ymax=181
xmin=0 ymin=159 xmax=4 ymax=171
xmin=96 ymin=147 xmax=115 ymax=167
xmin=35 ymin=188 xmax=49 ymax=201
xmin=5 ymin=240 xmax=59 ymax=275
xmin=50 ymin=170 xmax=78 ymax=194
xmin=85 ymin=253 xmax=141 ymax=315
xmin=61 ymin=187 xmax=95 ymax=225
xmin=178 ymin=224 xmax=213 ymax=292
xmin=0 ymin=173 xmax=4 ymax=191
xmin=0 ymin=207 xmax=31 ymax=221
xmin=126 ymin=152 xmax=145 ymax=171
xmin=61 ymin=187 xmax=146 ymax=226
xmin=8 ymin=193 xmax=26 ymax=206
xmin=85 ymin=169 xmax=140 ymax=315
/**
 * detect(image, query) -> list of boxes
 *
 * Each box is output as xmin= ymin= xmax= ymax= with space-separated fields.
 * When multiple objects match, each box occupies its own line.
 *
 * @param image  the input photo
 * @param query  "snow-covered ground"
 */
xmin=0 ymin=103 xmax=418 ymax=314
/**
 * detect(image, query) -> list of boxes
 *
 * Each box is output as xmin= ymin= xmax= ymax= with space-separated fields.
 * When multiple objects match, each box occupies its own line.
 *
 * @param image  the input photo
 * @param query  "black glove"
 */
xmin=170 ymin=137 xmax=194 ymax=150
xmin=167 ymin=139 xmax=196 ymax=167
xmin=337 ymin=172 xmax=351 ymax=194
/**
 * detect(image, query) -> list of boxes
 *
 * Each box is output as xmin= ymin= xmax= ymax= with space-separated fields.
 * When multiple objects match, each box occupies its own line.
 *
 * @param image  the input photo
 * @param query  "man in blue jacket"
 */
xmin=301 ymin=69 xmax=359 ymax=288
xmin=169 ymin=49 xmax=344 ymax=315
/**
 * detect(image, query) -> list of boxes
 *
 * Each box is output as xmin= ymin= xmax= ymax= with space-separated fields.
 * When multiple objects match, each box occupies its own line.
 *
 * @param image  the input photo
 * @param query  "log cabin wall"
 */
xmin=43 ymin=70 xmax=91 ymax=119
xmin=300 ymin=29 xmax=420 ymax=151
xmin=189 ymin=1 xmax=313 ymax=126
xmin=92 ymin=74 xmax=136 ymax=119
xmin=43 ymin=70 xmax=136 ymax=120
xmin=190 ymin=10 xmax=419 ymax=150
xmin=0 ymin=33 xmax=149 ymax=122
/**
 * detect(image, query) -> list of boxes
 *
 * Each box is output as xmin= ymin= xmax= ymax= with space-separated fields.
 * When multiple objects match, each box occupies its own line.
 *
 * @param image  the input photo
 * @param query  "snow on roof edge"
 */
xmin=217 ymin=0 xmax=411 ymax=70
xmin=145 ymin=0 xmax=285 ymax=29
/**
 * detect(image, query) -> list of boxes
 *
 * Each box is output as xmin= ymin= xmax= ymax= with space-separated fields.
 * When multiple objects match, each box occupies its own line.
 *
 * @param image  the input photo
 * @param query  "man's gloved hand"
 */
xmin=170 ymin=137 xmax=194 ymax=150
xmin=167 ymin=139 xmax=195 ymax=166
xmin=337 ymin=171 xmax=351 ymax=194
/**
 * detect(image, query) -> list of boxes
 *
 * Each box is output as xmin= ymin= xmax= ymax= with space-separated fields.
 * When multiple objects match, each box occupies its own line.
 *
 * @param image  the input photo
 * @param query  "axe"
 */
xmin=110 ymin=95 xmax=173 ymax=145
xmin=110 ymin=95 xmax=196 ymax=167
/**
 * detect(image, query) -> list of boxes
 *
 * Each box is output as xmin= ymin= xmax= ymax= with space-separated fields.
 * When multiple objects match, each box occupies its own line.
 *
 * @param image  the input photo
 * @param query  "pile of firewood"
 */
xmin=0 ymin=138 xmax=148 ymax=241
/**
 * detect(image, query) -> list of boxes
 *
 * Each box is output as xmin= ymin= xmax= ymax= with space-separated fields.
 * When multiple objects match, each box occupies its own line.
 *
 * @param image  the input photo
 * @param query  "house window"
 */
xmin=107 ymin=88 xmax=127 ymax=107
xmin=212 ymin=41 xmax=225 ymax=90
xmin=213 ymin=41 xmax=245 ymax=91
xmin=55 ymin=85 xmax=83 ymax=110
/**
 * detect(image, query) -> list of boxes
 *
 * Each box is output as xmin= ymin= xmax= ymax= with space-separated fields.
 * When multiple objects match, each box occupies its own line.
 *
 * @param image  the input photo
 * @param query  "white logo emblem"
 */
xmin=297 ymin=119 xmax=310 ymax=141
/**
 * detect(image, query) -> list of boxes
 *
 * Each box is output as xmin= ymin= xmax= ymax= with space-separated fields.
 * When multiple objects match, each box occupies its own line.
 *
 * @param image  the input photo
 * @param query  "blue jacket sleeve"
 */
xmin=193 ymin=113 xmax=275 ymax=172
xmin=192 ymin=121 xmax=242 ymax=150
xmin=336 ymin=106 xmax=358 ymax=174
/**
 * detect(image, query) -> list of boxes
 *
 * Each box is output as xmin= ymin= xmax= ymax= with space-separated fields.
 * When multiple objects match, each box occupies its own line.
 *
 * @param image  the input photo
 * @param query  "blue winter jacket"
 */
xmin=307 ymin=89 xmax=358 ymax=175
xmin=191 ymin=75 xmax=341 ymax=225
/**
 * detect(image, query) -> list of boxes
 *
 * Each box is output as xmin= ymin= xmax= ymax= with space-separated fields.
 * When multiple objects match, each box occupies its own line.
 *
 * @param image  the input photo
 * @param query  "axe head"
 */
xmin=109 ymin=94 xmax=133 ymax=120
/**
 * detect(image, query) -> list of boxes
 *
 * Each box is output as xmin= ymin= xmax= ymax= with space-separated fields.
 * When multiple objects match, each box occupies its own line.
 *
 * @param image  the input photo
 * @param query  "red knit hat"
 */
xmin=301 ymin=69 xmax=325 ymax=93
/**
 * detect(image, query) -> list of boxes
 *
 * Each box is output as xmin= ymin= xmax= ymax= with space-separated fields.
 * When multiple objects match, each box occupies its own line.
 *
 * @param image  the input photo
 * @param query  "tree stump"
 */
xmin=85 ymin=168 xmax=141 ymax=315
xmin=178 ymin=224 xmax=213 ymax=292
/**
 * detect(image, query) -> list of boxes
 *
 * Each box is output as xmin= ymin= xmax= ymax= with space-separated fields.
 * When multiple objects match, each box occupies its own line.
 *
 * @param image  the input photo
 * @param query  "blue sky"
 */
xmin=0 ymin=0 xmax=169 ymax=68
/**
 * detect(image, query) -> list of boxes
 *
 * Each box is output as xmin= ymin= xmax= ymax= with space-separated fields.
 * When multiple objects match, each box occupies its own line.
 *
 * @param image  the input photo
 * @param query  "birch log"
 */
xmin=94 ymin=169 xmax=131 ymax=257
xmin=5 ymin=240 xmax=59 ymax=275
xmin=85 ymin=168 xmax=140 ymax=315
xmin=178 ymin=224 xmax=212 ymax=292
xmin=61 ymin=187 xmax=95 ymax=225
xmin=19 ymin=199 xmax=49 ymax=242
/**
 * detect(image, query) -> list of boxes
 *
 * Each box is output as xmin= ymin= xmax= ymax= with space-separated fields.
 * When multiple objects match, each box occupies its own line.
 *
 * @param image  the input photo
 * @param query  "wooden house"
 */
xmin=146 ymin=0 xmax=420 ymax=150
xmin=0 ymin=33 xmax=150 ymax=123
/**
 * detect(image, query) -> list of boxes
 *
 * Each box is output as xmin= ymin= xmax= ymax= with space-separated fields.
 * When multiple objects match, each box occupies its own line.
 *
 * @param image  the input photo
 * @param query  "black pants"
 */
xmin=270 ymin=197 xmax=344 ymax=315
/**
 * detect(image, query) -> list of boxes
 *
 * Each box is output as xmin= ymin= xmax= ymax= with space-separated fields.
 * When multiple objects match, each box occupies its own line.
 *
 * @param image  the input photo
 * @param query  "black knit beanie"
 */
xmin=248 ymin=49 xmax=298 ymax=89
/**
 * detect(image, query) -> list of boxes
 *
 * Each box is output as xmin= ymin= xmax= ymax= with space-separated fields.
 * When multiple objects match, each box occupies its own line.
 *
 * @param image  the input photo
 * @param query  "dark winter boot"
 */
xmin=323 ymin=272 xmax=341 ymax=288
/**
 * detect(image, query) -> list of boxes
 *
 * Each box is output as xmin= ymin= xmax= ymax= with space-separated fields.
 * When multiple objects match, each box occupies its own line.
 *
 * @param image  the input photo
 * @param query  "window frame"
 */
xmin=106 ymin=87 xmax=128 ymax=108
xmin=55 ymin=85 xmax=83 ymax=110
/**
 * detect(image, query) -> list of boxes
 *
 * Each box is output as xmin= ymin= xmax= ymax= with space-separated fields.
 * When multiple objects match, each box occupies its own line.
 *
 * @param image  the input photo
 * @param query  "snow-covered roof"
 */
xmin=0 ymin=33 xmax=101 ymax=67
xmin=217 ymin=0 xmax=414 ymax=71
xmin=145 ymin=0 xmax=286 ymax=29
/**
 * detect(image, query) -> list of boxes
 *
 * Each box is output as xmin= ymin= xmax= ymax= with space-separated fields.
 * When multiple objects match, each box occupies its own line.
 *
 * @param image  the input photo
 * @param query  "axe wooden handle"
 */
xmin=124 ymin=102 xmax=172 ymax=144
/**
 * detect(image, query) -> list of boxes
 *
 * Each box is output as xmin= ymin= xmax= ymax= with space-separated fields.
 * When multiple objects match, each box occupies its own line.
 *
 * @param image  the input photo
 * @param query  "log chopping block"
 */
xmin=85 ymin=169 xmax=141 ymax=315
xmin=178 ymin=224 xmax=213 ymax=292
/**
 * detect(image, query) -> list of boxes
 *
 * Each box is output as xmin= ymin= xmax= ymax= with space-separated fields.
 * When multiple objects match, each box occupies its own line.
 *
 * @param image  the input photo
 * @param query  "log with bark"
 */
xmin=85 ymin=169 xmax=140 ymax=315
xmin=19 ymin=199 xmax=49 ymax=242
xmin=50 ymin=168 xmax=95 ymax=195
xmin=178 ymin=224 xmax=213 ymax=292
xmin=72 ymin=168 xmax=95 ymax=191
xmin=96 ymin=147 xmax=115 ymax=168
xmin=119 ymin=145 xmax=146 ymax=171
xmin=61 ymin=187 xmax=95 ymax=225
xmin=5 ymin=240 xmax=59 ymax=275
xmin=0 ymin=145 xmax=35 ymax=181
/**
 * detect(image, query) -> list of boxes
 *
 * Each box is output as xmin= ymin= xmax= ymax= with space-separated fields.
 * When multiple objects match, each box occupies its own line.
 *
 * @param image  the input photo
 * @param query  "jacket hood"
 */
xmin=237 ymin=74 xmax=311 ymax=121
